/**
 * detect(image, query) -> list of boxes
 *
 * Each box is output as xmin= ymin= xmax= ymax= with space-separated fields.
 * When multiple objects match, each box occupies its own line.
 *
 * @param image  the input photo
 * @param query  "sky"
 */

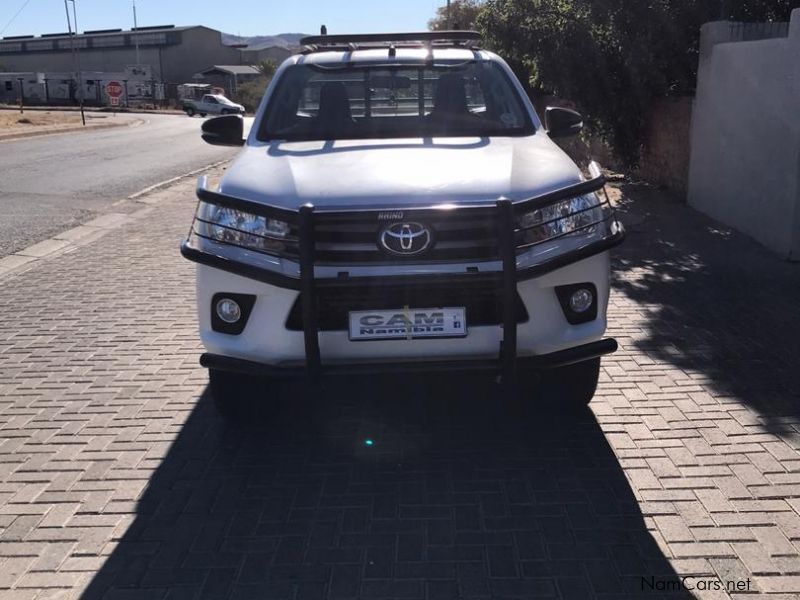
xmin=1 ymin=0 xmax=445 ymax=38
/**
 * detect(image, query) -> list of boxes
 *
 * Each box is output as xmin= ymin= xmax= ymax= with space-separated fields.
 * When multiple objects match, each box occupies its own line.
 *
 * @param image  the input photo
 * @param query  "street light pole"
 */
xmin=63 ymin=0 xmax=85 ymax=125
xmin=70 ymin=0 xmax=85 ymax=123
xmin=133 ymin=0 xmax=141 ymax=66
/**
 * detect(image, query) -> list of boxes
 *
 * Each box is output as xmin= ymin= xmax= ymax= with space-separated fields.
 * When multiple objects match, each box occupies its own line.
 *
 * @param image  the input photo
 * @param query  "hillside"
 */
xmin=222 ymin=33 xmax=307 ymax=49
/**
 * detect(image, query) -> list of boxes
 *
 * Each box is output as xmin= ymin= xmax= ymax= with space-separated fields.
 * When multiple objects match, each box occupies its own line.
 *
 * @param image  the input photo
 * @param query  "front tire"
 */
xmin=185 ymin=107 xmax=195 ymax=117
xmin=533 ymin=358 xmax=601 ymax=410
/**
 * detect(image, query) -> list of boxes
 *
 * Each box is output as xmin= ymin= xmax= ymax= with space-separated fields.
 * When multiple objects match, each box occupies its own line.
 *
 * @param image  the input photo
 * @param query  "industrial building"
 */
xmin=0 ymin=24 xmax=293 ymax=106
xmin=195 ymin=65 xmax=262 ymax=94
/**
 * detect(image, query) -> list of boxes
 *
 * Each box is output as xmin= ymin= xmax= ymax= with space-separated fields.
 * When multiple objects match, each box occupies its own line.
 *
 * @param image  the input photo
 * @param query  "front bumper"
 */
xmin=201 ymin=338 xmax=618 ymax=379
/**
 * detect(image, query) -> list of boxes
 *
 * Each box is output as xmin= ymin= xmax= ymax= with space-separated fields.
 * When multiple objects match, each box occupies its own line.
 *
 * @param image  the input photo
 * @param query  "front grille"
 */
xmin=286 ymin=280 xmax=528 ymax=332
xmin=311 ymin=208 xmax=500 ymax=265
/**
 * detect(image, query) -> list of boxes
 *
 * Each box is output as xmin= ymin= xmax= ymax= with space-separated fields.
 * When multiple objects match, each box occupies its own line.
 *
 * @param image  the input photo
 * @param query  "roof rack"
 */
xmin=300 ymin=30 xmax=482 ymax=53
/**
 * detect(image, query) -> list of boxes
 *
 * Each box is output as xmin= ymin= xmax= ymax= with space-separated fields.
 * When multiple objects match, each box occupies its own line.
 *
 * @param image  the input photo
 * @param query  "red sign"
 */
xmin=105 ymin=81 xmax=124 ymax=98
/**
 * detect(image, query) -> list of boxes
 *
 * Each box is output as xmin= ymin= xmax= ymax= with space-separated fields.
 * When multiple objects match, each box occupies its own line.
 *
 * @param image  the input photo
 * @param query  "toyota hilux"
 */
xmin=180 ymin=31 xmax=625 ymax=417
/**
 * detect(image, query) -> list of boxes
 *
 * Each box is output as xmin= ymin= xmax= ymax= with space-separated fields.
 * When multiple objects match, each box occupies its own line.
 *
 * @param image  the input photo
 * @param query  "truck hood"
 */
xmin=219 ymin=133 xmax=583 ymax=209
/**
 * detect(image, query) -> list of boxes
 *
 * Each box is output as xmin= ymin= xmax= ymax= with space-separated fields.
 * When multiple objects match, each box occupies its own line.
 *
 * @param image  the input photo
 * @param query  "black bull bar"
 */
xmin=182 ymin=171 xmax=626 ymax=383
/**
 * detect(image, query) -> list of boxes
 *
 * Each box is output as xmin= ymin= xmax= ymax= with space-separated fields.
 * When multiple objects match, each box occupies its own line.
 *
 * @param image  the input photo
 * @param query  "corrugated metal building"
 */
xmin=0 ymin=25 xmax=242 ymax=85
xmin=194 ymin=65 xmax=262 ymax=94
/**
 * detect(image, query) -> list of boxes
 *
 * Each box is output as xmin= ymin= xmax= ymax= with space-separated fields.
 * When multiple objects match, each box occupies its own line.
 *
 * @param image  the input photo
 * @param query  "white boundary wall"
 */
xmin=688 ymin=9 xmax=800 ymax=260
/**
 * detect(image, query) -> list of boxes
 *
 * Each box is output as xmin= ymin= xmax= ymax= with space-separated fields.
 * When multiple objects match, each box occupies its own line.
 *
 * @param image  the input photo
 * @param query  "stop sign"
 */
xmin=105 ymin=81 xmax=124 ymax=98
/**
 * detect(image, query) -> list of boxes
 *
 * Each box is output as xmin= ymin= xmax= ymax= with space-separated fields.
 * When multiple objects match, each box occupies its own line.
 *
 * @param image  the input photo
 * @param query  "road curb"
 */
xmin=0 ymin=162 xmax=228 ymax=281
xmin=0 ymin=104 xmax=186 ymax=117
xmin=126 ymin=160 xmax=229 ymax=201
xmin=0 ymin=116 xmax=143 ymax=143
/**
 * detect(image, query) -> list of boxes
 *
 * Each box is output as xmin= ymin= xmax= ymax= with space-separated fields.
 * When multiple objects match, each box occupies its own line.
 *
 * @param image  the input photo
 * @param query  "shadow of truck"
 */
xmin=82 ymin=373 xmax=694 ymax=599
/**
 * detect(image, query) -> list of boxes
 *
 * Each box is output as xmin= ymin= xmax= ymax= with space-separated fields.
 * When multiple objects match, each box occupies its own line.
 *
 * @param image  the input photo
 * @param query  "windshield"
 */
xmin=258 ymin=61 xmax=535 ymax=142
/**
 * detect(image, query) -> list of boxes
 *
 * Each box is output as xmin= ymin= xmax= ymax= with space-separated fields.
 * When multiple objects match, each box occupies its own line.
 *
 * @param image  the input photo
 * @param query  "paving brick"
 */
xmin=0 ymin=515 xmax=43 ymax=541
xmin=1 ymin=172 xmax=800 ymax=600
xmin=754 ymin=576 xmax=800 ymax=593
xmin=694 ymin=489 xmax=735 ymax=514
xmin=486 ymin=545 xmax=517 ymax=578
xmin=360 ymin=579 xmax=423 ymax=598
xmin=731 ymin=463 xmax=770 ymax=487
xmin=690 ymin=526 xmax=754 ymax=543
xmin=329 ymin=564 xmax=360 ymax=598
xmin=752 ymin=526 xmax=797 ymax=557
xmin=394 ymin=561 xmax=456 ymax=579
xmin=0 ymin=556 xmax=36 ymax=588
xmin=731 ymin=499 xmax=791 ymax=513
xmin=654 ymin=516 xmax=694 ymax=543
xmin=15 ymin=571 xmax=85 ymax=589
xmin=626 ymin=468 xmax=661 ymax=491
xmin=670 ymin=542 xmax=735 ymax=559
xmin=29 ymin=543 xmax=75 ymax=572
xmin=732 ymin=542 xmax=783 ymax=576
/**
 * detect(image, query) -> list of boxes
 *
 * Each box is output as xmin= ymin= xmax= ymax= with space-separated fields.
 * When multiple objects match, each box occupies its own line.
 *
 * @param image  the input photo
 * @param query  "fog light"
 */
xmin=215 ymin=298 xmax=242 ymax=324
xmin=569 ymin=288 xmax=594 ymax=314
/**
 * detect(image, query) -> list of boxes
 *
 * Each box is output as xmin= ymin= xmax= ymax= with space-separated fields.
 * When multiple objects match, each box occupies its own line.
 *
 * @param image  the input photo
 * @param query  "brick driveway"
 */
xmin=1 ymin=177 xmax=799 ymax=599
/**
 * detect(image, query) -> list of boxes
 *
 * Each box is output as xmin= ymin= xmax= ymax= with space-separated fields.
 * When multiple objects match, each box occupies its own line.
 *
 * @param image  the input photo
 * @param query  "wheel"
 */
xmin=185 ymin=107 xmax=195 ymax=117
xmin=200 ymin=113 xmax=207 ymax=118
xmin=208 ymin=368 xmax=265 ymax=421
xmin=531 ymin=358 xmax=601 ymax=410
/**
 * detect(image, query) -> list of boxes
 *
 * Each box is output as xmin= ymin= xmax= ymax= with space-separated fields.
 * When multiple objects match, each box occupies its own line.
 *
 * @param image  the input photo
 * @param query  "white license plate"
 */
xmin=348 ymin=307 xmax=467 ymax=341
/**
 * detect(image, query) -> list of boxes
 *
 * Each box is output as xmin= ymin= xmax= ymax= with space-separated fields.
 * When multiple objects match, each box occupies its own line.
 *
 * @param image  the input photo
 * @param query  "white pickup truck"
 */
xmin=182 ymin=31 xmax=625 ymax=419
xmin=183 ymin=94 xmax=245 ymax=117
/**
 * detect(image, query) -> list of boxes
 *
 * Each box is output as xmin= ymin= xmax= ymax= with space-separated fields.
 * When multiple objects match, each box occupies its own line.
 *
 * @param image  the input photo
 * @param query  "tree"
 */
xmin=257 ymin=59 xmax=278 ymax=79
xmin=234 ymin=60 xmax=279 ymax=113
xmin=478 ymin=0 xmax=797 ymax=164
xmin=235 ymin=77 xmax=270 ymax=113
xmin=429 ymin=0 xmax=485 ymax=30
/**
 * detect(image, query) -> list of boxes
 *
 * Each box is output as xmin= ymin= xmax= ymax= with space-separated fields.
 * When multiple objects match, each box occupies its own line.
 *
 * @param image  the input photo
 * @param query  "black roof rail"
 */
xmin=300 ymin=30 xmax=481 ymax=52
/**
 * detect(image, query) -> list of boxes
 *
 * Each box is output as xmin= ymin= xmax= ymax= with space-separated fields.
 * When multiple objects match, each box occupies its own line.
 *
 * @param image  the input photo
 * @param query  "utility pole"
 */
xmin=64 ymin=0 xmax=85 ymax=125
xmin=447 ymin=0 xmax=452 ymax=29
xmin=133 ymin=0 xmax=141 ymax=66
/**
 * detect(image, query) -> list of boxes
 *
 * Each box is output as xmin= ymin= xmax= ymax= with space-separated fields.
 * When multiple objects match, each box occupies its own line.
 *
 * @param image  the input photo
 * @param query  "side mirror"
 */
xmin=201 ymin=115 xmax=245 ymax=147
xmin=545 ymin=107 xmax=583 ymax=139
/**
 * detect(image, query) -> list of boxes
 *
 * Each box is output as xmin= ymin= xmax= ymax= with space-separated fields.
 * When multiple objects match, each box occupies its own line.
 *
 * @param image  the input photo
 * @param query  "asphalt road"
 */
xmin=0 ymin=112 xmax=247 ymax=257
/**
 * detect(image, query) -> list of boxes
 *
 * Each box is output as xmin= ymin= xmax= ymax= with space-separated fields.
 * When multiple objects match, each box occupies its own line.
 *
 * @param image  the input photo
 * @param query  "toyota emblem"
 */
xmin=379 ymin=222 xmax=433 ymax=256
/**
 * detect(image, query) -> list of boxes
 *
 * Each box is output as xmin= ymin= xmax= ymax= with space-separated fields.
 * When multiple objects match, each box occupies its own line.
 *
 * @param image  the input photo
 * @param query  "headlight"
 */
xmin=195 ymin=201 xmax=291 ymax=254
xmin=516 ymin=193 xmax=605 ymax=247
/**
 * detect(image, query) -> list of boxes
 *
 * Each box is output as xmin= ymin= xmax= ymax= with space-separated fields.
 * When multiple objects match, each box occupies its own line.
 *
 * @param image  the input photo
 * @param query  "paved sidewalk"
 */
xmin=0 ymin=176 xmax=799 ymax=599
